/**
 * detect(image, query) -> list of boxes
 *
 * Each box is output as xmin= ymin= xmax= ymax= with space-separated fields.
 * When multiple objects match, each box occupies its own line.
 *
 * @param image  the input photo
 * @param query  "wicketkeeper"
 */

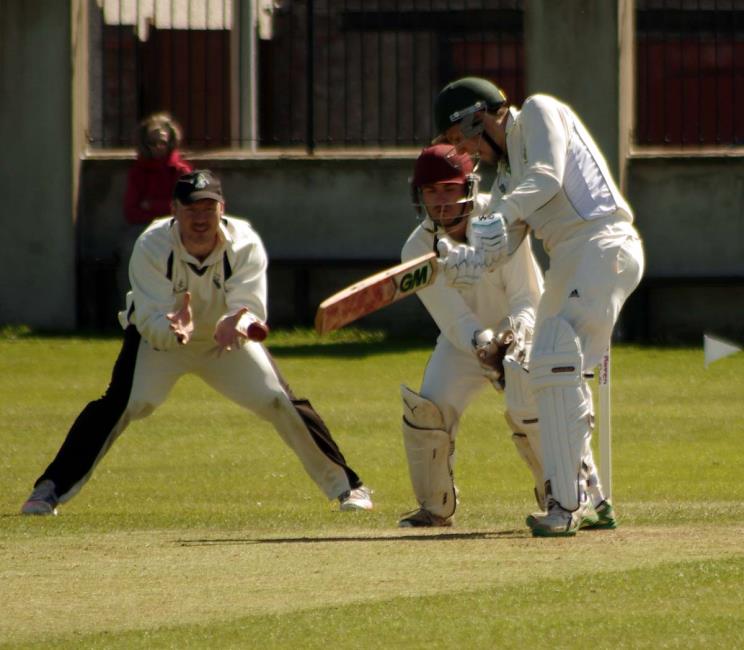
xmin=434 ymin=77 xmax=645 ymax=536
xmin=397 ymin=143 xmax=546 ymax=527
xmin=21 ymin=170 xmax=372 ymax=516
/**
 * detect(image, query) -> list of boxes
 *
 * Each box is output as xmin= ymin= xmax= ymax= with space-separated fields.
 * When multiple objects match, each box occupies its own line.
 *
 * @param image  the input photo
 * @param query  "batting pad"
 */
xmin=529 ymin=317 xmax=592 ymax=511
xmin=510 ymin=432 xmax=545 ymax=508
xmin=400 ymin=385 xmax=457 ymax=518
xmin=503 ymin=355 xmax=539 ymax=436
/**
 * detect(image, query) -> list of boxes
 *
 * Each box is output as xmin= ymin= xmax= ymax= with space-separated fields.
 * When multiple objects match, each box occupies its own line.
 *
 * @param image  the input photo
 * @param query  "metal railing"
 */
xmin=636 ymin=0 xmax=744 ymax=147
xmin=87 ymin=0 xmax=525 ymax=151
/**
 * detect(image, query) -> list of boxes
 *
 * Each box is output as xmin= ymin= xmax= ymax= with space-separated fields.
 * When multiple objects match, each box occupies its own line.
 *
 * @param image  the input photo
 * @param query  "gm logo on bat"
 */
xmin=399 ymin=265 xmax=431 ymax=293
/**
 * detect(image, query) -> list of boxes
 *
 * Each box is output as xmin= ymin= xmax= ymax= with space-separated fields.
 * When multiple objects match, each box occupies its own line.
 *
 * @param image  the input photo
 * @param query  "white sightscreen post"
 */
xmin=598 ymin=347 xmax=612 ymax=501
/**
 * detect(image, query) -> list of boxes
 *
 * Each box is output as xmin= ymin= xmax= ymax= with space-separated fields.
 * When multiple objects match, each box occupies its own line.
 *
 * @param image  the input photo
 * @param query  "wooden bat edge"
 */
xmin=314 ymin=252 xmax=439 ymax=335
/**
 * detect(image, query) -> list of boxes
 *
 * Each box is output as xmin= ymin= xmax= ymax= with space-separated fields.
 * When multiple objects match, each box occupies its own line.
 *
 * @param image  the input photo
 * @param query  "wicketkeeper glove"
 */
xmin=471 ymin=211 xmax=509 ymax=268
xmin=472 ymin=328 xmax=515 ymax=390
xmin=436 ymin=239 xmax=485 ymax=289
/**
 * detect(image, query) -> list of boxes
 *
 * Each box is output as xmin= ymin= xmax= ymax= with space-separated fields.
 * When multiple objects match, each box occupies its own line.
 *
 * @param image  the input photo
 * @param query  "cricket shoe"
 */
xmin=525 ymin=500 xmax=598 ymax=531
xmin=20 ymin=479 xmax=59 ymax=516
xmin=398 ymin=508 xmax=453 ymax=528
xmin=527 ymin=499 xmax=592 ymax=537
xmin=338 ymin=485 xmax=373 ymax=511
xmin=580 ymin=500 xmax=617 ymax=530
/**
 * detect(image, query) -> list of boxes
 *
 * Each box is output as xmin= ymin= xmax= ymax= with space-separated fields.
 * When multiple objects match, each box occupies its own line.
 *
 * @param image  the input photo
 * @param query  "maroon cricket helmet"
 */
xmin=412 ymin=144 xmax=474 ymax=188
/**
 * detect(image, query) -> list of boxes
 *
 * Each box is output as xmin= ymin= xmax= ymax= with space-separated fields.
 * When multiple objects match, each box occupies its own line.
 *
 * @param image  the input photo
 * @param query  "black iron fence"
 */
xmin=259 ymin=0 xmax=524 ymax=150
xmin=89 ymin=0 xmax=744 ymax=151
xmin=636 ymin=0 xmax=744 ymax=147
xmin=88 ymin=0 xmax=525 ymax=151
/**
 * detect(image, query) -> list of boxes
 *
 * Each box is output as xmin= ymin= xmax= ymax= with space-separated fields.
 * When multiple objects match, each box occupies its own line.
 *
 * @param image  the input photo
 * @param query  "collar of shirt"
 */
xmin=170 ymin=218 xmax=230 ymax=268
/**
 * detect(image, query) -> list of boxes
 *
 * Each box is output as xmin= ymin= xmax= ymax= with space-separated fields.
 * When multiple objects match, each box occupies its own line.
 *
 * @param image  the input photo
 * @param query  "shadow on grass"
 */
xmin=176 ymin=530 xmax=526 ymax=546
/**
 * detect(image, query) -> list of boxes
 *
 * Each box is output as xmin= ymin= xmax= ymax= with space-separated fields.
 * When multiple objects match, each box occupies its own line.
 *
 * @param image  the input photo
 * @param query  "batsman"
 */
xmin=434 ymin=77 xmax=645 ymax=536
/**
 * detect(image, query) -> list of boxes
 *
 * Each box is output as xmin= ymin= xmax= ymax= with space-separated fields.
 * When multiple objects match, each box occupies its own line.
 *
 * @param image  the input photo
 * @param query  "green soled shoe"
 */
xmin=527 ymin=504 xmax=598 ymax=532
xmin=581 ymin=500 xmax=617 ymax=530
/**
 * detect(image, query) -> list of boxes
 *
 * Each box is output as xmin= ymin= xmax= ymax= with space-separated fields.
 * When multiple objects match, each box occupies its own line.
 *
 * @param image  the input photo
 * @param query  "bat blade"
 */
xmin=315 ymin=252 xmax=439 ymax=334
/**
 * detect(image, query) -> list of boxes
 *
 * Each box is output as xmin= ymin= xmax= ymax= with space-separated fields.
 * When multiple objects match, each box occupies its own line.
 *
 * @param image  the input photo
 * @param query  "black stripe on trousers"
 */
xmin=291 ymin=398 xmax=362 ymax=489
xmin=36 ymin=325 xmax=141 ymax=495
xmin=262 ymin=348 xmax=362 ymax=489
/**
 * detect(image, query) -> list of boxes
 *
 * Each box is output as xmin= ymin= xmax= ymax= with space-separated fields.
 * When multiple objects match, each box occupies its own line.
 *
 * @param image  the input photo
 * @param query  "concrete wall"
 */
xmin=0 ymin=1 xmax=76 ymax=329
xmin=3 ymin=0 xmax=743 ymax=343
xmin=76 ymin=156 xmax=441 ymax=333
xmin=627 ymin=156 xmax=744 ymax=342
xmin=525 ymin=0 xmax=621 ymax=178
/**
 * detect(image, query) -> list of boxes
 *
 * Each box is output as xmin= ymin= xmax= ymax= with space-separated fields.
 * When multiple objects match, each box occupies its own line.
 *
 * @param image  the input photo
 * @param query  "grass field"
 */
xmin=1 ymin=328 xmax=743 ymax=648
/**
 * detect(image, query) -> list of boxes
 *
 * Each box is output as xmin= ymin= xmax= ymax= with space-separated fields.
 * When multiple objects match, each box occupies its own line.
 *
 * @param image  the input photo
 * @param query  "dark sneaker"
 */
xmin=20 ymin=480 xmax=58 ymax=516
xmin=398 ymin=507 xmax=453 ymax=528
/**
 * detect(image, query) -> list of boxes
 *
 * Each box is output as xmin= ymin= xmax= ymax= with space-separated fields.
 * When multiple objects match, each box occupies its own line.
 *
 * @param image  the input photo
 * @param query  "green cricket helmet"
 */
xmin=434 ymin=77 xmax=507 ymax=136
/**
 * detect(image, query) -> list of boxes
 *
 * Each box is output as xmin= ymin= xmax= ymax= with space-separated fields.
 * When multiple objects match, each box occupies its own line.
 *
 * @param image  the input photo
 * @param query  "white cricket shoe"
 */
xmin=20 ymin=480 xmax=59 ymax=516
xmin=338 ymin=485 xmax=373 ymax=511
xmin=527 ymin=499 xmax=591 ymax=537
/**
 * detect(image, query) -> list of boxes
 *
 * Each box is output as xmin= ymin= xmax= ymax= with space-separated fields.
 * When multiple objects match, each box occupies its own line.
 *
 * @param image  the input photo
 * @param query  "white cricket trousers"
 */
xmin=531 ymin=219 xmax=644 ymax=510
xmin=535 ymin=220 xmax=645 ymax=369
xmin=36 ymin=327 xmax=361 ymax=504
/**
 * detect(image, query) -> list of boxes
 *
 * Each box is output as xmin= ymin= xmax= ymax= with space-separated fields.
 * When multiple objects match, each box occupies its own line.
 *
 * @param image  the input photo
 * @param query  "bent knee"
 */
xmin=125 ymin=399 xmax=157 ymax=421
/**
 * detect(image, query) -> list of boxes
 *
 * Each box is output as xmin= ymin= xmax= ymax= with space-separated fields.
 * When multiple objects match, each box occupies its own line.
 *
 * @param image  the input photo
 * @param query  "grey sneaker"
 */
xmin=338 ymin=485 xmax=373 ymax=511
xmin=581 ymin=500 xmax=617 ymax=530
xmin=527 ymin=499 xmax=589 ymax=537
xmin=21 ymin=480 xmax=59 ymax=516
xmin=398 ymin=508 xmax=453 ymax=528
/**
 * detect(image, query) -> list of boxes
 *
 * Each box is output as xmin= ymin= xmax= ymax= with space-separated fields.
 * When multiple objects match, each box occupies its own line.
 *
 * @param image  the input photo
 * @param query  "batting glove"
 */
xmin=472 ymin=211 xmax=509 ymax=268
xmin=436 ymin=239 xmax=485 ymax=289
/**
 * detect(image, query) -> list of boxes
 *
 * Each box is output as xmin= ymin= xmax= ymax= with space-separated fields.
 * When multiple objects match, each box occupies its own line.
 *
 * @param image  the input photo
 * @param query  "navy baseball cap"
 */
xmin=173 ymin=169 xmax=224 ymax=204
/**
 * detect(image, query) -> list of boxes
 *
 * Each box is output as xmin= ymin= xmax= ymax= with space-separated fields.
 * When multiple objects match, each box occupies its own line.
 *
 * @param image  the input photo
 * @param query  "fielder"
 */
xmin=397 ymin=143 xmax=546 ymax=527
xmin=434 ymin=77 xmax=645 ymax=536
xmin=21 ymin=170 xmax=372 ymax=516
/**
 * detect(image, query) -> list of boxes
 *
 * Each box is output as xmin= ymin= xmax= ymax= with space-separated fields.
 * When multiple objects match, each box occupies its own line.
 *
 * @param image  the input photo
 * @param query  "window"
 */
xmin=636 ymin=0 xmax=744 ymax=147
xmin=88 ymin=0 xmax=524 ymax=151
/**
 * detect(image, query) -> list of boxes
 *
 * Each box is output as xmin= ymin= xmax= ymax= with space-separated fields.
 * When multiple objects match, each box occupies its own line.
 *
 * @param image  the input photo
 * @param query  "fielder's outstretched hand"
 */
xmin=167 ymin=291 xmax=194 ymax=345
xmin=436 ymin=239 xmax=485 ymax=289
xmin=214 ymin=308 xmax=269 ymax=351
xmin=472 ymin=211 xmax=509 ymax=268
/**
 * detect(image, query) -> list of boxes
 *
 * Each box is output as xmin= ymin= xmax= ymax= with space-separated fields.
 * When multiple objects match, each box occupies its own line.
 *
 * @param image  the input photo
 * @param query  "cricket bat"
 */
xmin=315 ymin=252 xmax=439 ymax=334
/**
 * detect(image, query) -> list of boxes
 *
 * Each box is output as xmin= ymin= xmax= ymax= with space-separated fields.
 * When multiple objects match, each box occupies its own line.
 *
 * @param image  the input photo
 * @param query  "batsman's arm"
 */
xmin=489 ymin=96 xmax=566 ymax=227
xmin=498 ymin=234 xmax=542 ymax=337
